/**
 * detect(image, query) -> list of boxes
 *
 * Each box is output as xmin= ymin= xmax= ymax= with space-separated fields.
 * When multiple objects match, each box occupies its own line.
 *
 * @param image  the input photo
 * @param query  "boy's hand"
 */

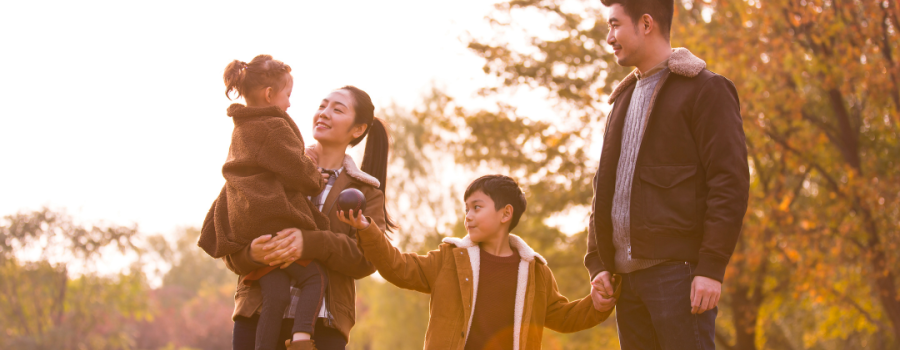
xmin=591 ymin=285 xmax=616 ymax=312
xmin=337 ymin=209 xmax=370 ymax=230
xmin=591 ymin=271 xmax=615 ymax=298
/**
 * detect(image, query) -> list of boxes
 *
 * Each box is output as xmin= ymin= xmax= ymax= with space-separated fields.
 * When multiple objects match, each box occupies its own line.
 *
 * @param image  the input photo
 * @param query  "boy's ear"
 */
xmin=500 ymin=204 xmax=514 ymax=224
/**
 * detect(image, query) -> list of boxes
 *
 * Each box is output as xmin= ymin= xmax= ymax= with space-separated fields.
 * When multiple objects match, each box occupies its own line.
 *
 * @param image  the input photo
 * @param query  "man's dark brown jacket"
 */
xmin=585 ymin=48 xmax=750 ymax=282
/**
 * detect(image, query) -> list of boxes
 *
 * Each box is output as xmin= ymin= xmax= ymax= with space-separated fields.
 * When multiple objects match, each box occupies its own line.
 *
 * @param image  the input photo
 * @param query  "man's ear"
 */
xmin=351 ymin=123 xmax=368 ymax=139
xmin=501 ymin=204 xmax=514 ymax=224
xmin=264 ymin=86 xmax=274 ymax=104
xmin=641 ymin=14 xmax=654 ymax=35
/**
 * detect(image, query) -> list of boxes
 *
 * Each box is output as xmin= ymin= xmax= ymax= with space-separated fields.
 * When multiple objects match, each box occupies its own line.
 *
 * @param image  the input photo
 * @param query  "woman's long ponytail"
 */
xmin=341 ymin=86 xmax=398 ymax=232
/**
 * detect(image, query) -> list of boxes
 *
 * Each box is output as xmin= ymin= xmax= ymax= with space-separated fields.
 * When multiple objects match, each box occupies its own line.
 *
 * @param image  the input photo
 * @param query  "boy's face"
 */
xmin=464 ymin=190 xmax=512 ymax=243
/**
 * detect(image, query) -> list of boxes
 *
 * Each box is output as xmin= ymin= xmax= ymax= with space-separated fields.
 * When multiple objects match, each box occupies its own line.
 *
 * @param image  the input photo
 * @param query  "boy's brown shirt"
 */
xmin=199 ymin=103 xmax=329 ymax=258
xmin=356 ymin=223 xmax=617 ymax=350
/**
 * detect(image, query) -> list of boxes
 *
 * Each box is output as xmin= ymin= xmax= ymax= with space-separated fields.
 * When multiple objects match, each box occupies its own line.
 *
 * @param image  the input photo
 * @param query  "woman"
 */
xmin=224 ymin=86 xmax=396 ymax=350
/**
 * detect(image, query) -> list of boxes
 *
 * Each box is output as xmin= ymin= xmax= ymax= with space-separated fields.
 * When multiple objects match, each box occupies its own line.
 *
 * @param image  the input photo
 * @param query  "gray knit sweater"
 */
xmin=611 ymin=68 xmax=668 ymax=273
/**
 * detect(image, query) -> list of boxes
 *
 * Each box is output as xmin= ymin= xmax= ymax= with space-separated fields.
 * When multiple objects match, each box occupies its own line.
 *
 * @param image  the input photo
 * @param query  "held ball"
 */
xmin=337 ymin=188 xmax=367 ymax=215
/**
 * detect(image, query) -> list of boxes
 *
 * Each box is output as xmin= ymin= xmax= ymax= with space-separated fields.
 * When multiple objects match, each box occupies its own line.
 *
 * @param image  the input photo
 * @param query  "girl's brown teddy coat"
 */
xmin=199 ymin=103 xmax=329 ymax=258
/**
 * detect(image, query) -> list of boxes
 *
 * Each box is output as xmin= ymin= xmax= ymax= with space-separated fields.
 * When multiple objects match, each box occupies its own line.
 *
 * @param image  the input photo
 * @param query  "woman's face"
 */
xmin=313 ymin=90 xmax=367 ymax=147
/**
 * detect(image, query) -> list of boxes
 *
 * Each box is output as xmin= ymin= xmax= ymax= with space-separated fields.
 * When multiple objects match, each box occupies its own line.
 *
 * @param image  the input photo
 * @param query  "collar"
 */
xmin=307 ymin=146 xmax=380 ymax=188
xmin=442 ymin=234 xmax=547 ymax=265
xmin=636 ymin=55 xmax=670 ymax=80
xmin=609 ymin=47 xmax=707 ymax=104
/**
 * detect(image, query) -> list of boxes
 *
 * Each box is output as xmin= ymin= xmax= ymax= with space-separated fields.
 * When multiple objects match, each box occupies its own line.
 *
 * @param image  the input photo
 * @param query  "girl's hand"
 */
xmin=337 ymin=209 xmax=370 ymax=230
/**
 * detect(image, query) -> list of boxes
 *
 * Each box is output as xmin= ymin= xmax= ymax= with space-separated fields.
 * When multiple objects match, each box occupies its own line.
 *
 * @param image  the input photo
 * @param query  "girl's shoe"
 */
xmin=285 ymin=339 xmax=317 ymax=350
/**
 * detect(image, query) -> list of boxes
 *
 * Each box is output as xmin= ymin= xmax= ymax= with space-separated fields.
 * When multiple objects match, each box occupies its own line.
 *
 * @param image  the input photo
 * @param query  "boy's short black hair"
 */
xmin=601 ymin=0 xmax=674 ymax=41
xmin=464 ymin=175 xmax=527 ymax=231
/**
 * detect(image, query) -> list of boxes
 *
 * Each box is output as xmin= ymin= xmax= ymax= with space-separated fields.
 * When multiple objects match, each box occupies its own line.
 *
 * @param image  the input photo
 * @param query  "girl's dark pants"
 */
xmin=250 ymin=261 xmax=330 ymax=350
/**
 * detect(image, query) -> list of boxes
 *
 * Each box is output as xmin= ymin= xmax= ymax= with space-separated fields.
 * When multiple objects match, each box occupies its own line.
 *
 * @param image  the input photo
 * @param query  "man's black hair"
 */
xmin=602 ymin=0 xmax=675 ymax=40
xmin=464 ymin=175 xmax=527 ymax=231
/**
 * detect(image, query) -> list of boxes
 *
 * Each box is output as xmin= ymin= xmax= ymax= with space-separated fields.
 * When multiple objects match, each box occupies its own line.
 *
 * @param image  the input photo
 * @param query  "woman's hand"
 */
xmin=337 ymin=209 xmax=370 ymax=230
xmin=249 ymin=229 xmax=303 ymax=269
xmin=249 ymin=233 xmax=292 ymax=265
xmin=265 ymin=228 xmax=305 ymax=269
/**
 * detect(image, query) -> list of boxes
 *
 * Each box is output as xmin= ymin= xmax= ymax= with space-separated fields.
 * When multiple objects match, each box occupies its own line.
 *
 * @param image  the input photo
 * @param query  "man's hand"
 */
xmin=591 ymin=284 xmax=616 ymax=312
xmin=690 ymin=275 xmax=721 ymax=314
xmin=590 ymin=271 xmax=615 ymax=299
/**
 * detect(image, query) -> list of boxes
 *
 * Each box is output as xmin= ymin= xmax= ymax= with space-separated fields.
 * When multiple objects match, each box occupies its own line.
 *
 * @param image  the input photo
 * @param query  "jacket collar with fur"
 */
xmin=306 ymin=145 xmax=380 ymax=189
xmin=442 ymin=234 xmax=547 ymax=265
xmin=441 ymin=233 xmax=546 ymax=350
xmin=341 ymin=153 xmax=380 ymax=188
xmin=609 ymin=47 xmax=707 ymax=104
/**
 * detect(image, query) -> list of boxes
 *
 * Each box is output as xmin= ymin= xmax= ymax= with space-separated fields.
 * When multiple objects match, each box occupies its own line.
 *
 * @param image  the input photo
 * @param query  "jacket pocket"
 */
xmin=639 ymin=165 xmax=697 ymax=230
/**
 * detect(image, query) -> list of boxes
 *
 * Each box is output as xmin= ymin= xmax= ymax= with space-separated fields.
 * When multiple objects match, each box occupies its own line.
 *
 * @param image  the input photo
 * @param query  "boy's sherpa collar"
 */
xmin=609 ymin=47 xmax=707 ymax=104
xmin=442 ymin=234 xmax=548 ymax=265
xmin=341 ymin=154 xmax=380 ymax=188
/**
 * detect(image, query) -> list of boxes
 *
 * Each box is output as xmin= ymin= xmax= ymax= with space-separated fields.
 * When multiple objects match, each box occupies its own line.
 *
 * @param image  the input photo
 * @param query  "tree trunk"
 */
xmin=862 ymin=208 xmax=900 ymax=338
xmin=730 ymin=284 xmax=760 ymax=350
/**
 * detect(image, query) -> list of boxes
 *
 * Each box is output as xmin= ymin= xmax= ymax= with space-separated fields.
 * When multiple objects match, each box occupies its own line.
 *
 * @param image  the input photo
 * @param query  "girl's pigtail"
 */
xmin=224 ymin=60 xmax=247 ymax=100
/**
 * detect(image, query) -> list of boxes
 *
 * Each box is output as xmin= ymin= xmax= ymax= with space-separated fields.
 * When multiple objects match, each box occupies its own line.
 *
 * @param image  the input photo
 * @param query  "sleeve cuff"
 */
xmin=232 ymin=245 xmax=268 ymax=275
xmin=299 ymin=230 xmax=328 ymax=261
xmin=357 ymin=218 xmax=383 ymax=244
xmin=695 ymin=253 xmax=729 ymax=282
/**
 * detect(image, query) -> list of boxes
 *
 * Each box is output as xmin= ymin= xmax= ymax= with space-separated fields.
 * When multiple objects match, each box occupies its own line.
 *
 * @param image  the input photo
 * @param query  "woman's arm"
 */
xmin=223 ymin=233 xmax=299 ymax=275
xmin=263 ymin=188 xmax=388 ymax=279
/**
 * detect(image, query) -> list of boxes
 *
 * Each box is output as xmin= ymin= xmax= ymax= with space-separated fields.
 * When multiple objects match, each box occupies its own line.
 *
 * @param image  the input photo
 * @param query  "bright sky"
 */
xmin=0 ymin=0 xmax=579 ymax=237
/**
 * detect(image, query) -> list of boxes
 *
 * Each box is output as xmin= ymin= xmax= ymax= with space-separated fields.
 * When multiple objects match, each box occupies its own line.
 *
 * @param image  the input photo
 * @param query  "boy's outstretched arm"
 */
xmin=340 ymin=210 xmax=444 ymax=294
xmin=543 ymin=265 xmax=618 ymax=333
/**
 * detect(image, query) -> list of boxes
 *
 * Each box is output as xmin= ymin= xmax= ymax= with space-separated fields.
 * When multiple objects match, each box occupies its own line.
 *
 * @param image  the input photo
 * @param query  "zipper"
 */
xmin=322 ymin=268 xmax=336 ymax=328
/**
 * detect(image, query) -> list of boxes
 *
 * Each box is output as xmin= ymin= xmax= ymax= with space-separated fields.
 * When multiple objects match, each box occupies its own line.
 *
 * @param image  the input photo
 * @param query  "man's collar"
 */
xmin=636 ymin=54 xmax=671 ymax=80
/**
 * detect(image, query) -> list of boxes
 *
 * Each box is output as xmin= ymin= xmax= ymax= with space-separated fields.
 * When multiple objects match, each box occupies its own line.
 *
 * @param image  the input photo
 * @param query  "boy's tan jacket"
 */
xmin=357 ymin=224 xmax=616 ymax=350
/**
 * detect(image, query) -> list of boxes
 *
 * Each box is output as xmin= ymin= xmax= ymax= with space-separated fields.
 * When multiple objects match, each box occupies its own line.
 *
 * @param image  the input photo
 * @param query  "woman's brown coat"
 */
xmin=224 ymin=152 xmax=384 ymax=341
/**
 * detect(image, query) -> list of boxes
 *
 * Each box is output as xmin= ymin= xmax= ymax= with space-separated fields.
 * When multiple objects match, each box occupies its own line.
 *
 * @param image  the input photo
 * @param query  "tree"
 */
xmin=0 ymin=208 xmax=150 ymax=350
xmin=464 ymin=0 xmax=900 ymax=348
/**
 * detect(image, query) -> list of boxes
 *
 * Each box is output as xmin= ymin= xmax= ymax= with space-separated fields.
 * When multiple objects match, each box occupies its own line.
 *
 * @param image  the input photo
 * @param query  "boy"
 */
xmin=338 ymin=174 xmax=619 ymax=349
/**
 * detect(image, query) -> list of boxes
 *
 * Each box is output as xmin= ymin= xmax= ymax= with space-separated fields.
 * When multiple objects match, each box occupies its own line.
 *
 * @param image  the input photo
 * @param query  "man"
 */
xmin=584 ymin=0 xmax=750 ymax=349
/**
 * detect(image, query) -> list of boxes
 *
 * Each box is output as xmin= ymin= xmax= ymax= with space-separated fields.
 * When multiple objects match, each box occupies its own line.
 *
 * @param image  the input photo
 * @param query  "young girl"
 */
xmin=198 ymin=54 xmax=327 ymax=350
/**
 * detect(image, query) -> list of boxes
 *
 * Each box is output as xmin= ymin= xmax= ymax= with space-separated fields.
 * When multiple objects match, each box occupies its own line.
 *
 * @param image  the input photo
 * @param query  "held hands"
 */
xmin=590 ymin=271 xmax=617 ymax=312
xmin=690 ymin=275 xmax=721 ymax=314
xmin=336 ymin=209 xmax=370 ymax=230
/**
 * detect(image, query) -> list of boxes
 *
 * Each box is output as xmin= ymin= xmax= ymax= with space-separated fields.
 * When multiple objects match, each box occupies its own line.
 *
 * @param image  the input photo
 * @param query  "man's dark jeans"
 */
xmin=616 ymin=261 xmax=716 ymax=350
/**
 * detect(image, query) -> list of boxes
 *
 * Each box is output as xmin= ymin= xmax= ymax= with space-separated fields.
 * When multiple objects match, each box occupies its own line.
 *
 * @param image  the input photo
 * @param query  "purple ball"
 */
xmin=337 ymin=188 xmax=366 ymax=215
